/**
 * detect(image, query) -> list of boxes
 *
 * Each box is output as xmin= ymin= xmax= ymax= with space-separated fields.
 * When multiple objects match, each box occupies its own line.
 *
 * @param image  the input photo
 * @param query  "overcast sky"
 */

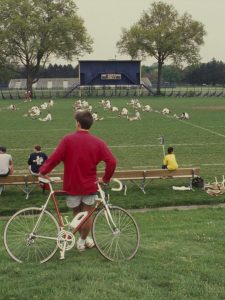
xmin=65 ymin=0 xmax=225 ymax=66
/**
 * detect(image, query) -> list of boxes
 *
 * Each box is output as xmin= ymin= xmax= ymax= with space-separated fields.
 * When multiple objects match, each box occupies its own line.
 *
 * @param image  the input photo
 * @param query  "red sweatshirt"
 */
xmin=40 ymin=130 xmax=116 ymax=195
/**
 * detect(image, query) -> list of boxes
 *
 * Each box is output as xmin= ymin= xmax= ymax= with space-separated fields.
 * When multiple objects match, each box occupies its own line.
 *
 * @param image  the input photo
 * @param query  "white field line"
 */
xmin=110 ymin=142 xmax=223 ymax=148
xmin=7 ymin=142 xmax=225 ymax=152
xmin=165 ymin=114 xmax=225 ymax=139
xmin=180 ymin=120 xmax=225 ymax=138
xmin=7 ymin=142 xmax=225 ymax=151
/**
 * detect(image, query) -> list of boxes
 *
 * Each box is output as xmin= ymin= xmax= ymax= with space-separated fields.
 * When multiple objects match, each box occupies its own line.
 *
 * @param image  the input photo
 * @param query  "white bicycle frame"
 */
xmin=29 ymin=177 xmax=123 ymax=256
xmin=97 ymin=180 xmax=123 ymax=232
xmin=28 ymin=177 xmax=62 ymax=242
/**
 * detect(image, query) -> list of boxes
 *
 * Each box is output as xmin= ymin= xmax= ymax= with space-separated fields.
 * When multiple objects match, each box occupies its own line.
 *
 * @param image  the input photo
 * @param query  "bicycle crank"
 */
xmin=57 ymin=230 xmax=75 ymax=251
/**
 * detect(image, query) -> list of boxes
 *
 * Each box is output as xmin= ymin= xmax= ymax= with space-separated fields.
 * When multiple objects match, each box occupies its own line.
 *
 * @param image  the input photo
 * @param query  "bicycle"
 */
xmin=4 ymin=177 xmax=140 ymax=263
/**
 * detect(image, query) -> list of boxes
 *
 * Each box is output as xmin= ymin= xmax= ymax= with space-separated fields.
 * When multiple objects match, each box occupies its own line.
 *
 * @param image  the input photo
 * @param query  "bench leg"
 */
xmin=0 ymin=185 xmax=3 ymax=196
xmin=189 ymin=178 xmax=195 ymax=191
xmin=123 ymin=183 xmax=127 ymax=196
xmin=130 ymin=180 xmax=146 ymax=194
xmin=16 ymin=184 xmax=38 ymax=199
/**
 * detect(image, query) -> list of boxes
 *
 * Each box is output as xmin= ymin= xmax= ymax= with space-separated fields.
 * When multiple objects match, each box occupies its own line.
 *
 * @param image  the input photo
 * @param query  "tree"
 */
xmin=141 ymin=64 xmax=158 ymax=83
xmin=162 ymin=65 xmax=184 ymax=84
xmin=116 ymin=1 xmax=206 ymax=94
xmin=0 ymin=65 xmax=17 ymax=86
xmin=184 ymin=59 xmax=225 ymax=85
xmin=0 ymin=0 xmax=93 ymax=93
xmin=142 ymin=63 xmax=184 ymax=85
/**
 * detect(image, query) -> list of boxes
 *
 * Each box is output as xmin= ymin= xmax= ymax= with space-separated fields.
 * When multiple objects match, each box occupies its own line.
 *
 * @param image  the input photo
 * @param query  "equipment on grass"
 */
xmin=192 ymin=176 xmax=204 ymax=188
xmin=158 ymin=135 xmax=165 ymax=157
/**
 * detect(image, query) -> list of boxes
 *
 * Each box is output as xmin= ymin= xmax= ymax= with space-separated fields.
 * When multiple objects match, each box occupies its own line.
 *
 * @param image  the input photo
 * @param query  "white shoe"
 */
xmin=85 ymin=236 xmax=95 ymax=249
xmin=77 ymin=238 xmax=86 ymax=252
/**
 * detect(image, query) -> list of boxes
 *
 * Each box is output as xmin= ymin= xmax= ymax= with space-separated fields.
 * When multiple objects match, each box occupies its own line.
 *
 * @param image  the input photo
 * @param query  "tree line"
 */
xmin=0 ymin=64 xmax=79 ymax=86
xmin=142 ymin=59 xmax=225 ymax=86
xmin=1 ymin=59 xmax=225 ymax=88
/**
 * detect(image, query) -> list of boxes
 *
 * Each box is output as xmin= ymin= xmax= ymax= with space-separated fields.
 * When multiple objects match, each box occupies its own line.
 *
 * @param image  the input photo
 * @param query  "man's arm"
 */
xmin=39 ymin=139 xmax=66 ymax=175
xmin=9 ymin=156 xmax=13 ymax=175
xmin=100 ymin=144 xmax=117 ymax=183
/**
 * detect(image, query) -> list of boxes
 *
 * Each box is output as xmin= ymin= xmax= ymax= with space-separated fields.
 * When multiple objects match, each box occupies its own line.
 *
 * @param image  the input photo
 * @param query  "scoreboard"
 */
xmin=79 ymin=60 xmax=140 ymax=86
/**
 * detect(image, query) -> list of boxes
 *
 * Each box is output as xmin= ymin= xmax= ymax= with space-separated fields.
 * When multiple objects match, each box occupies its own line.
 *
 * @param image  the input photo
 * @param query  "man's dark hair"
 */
xmin=75 ymin=110 xmax=93 ymax=129
xmin=35 ymin=145 xmax=41 ymax=151
xmin=0 ymin=145 xmax=6 ymax=153
xmin=168 ymin=147 xmax=174 ymax=154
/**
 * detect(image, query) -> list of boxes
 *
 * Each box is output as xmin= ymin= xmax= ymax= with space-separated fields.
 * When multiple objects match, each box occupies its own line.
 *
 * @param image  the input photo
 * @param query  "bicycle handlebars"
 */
xmin=111 ymin=179 xmax=123 ymax=191
xmin=38 ymin=176 xmax=62 ymax=184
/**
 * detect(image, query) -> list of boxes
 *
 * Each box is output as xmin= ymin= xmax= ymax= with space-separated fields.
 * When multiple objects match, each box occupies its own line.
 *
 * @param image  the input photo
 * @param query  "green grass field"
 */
xmin=1 ymin=96 xmax=225 ymax=213
xmin=1 ymin=96 xmax=225 ymax=299
xmin=1 ymin=96 xmax=225 ymax=175
xmin=1 ymin=208 xmax=225 ymax=300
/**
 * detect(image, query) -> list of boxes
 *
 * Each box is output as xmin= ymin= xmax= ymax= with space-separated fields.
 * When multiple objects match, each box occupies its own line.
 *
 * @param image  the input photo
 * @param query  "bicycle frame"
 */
xmin=35 ymin=178 xmax=120 ymax=238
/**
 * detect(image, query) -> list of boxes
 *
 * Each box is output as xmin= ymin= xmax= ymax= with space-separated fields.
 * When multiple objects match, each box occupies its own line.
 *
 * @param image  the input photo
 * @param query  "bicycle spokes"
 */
xmin=92 ymin=206 xmax=140 ymax=262
xmin=4 ymin=208 xmax=60 ymax=263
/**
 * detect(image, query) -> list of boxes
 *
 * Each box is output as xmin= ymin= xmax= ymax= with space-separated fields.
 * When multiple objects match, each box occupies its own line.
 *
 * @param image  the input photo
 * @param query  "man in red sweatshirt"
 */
xmin=39 ymin=110 xmax=116 ymax=251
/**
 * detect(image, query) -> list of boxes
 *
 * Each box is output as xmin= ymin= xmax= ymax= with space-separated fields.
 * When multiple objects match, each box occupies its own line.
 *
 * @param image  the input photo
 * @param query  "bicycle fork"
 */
xmin=103 ymin=205 xmax=120 ymax=235
xmin=98 ymin=184 xmax=120 ymax=235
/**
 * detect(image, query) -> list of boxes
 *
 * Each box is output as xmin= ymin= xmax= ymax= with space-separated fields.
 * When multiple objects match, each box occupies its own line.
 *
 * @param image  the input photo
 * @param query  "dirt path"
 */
xmin=128 ymin=203 xmax=225 ymax=213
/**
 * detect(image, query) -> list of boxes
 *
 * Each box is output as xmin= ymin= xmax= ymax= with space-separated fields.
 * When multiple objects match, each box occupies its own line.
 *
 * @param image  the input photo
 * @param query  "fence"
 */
xmin=1 ymin=85 xmax=225 ymax=100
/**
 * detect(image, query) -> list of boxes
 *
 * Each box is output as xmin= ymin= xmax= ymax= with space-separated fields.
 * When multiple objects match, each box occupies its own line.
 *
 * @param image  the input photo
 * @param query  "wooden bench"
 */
xmin=0 ymin=168 xmax=200 ymax=198
xmin=142 ymin=167 xmax=200 ymax=193
xmin=0 ymin=173 xmax=63 ymax=199
xmin=99 ymin=168 xmax=200 ymax=194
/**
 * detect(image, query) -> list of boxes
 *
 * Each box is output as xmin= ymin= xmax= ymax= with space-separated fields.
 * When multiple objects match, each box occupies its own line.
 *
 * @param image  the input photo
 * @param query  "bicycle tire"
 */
xmin=4 ymin=207 xmax=60 ymax=263
xmin=92 ymin=206 xmax=140 ymax=262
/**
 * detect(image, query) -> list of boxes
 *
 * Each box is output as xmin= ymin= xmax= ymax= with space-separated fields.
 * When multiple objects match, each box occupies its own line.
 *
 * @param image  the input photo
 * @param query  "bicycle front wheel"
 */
xmin=92 ymin=206 xmax=140 ymax=262
xmin=4 ymin=207 xmax=60 ymax=263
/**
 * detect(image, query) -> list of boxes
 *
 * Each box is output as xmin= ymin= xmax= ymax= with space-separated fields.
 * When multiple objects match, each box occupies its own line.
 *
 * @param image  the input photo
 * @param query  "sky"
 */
xmin=59 ymin=0 xmax=225 ymax=66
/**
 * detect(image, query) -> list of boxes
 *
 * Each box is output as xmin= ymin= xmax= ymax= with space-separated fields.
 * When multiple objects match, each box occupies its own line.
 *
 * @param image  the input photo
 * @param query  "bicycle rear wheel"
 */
xmin=4 ymin=207 xmax=60 ymax=263
xmin=92 ymin=206 xmax=140 ymax=262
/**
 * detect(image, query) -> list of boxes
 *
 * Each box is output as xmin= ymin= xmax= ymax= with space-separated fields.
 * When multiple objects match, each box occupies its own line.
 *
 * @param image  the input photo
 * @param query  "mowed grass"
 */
xmin=1 ymin=97 xmax=225 ymax=299
xmin=1 ymin=96 xmax=225 ymax=213
xmin=1 ymin=208 xmax=225 ymax=300
xmin=1 ymin=96 xmax=225 ymax=174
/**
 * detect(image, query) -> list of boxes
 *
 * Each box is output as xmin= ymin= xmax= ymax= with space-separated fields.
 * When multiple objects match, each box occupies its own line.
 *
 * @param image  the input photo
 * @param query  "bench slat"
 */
xmin=97 ymin=170 xmax=144 ymax=179
xmin=144 ymin=168 xmax=200 ymax=179
xmin=0 ymin=175 xmax=26 ymax=184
